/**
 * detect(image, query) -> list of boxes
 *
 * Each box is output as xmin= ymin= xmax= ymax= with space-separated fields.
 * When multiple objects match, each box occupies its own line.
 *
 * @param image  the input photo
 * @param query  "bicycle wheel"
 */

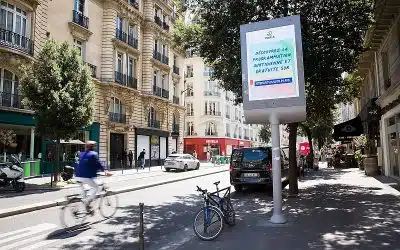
xmin=60 ymin=197 xmax=87 ymax=228
xmin=99 ymin=193 xmax=119 ymax=218
xmin=193 ymin=206 xmax=224 ymax=241
xmin=221 ymin=199 xmax=236 ymax=226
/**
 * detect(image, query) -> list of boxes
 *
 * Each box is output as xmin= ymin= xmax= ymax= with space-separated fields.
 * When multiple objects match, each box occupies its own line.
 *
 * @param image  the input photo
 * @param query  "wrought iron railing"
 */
xmin=115 ymin=28 xmax=127 ymax=43
xmin=205 ymin=130 xmax=218 ymax=136
xmin=162 ymin=55 xmax=169 ymax=65
xmin=153 ymin=85 xmax=162 ymax=97
xmin=173 ymin=96 xmax=179 ymax=104
xmin=128 ymin=35 xmax=138 ymax=49
xmin=173 ymin=65 xmax=179 ymax=75
xmin=109 ymin=112 xmax=126 ymax=123
xmin=0 ymin=92 xmax=24 ymax=109
xmin=72 ymin=10 xmax=89 ymax=29
xmin=153 ymin=51 xmax=162 ymax=61
xmin=154 ymin=16 xmax=162 ymax=27
xmin=0 ymin=28 xmax=33 ymax=55
xmin=162 ymin=22 xmax=170 ymax=31
xmin=162 ymin=89 xmax=169 ymax=99
xmin=148 ymin=119 xmax=161 ymax=128
xmin=86 ymin=63 xmax=97 ymax=78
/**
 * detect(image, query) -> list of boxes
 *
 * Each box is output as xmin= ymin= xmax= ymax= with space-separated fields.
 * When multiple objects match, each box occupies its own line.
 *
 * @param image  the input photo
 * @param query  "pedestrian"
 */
xmin=206 ymin=151 xmax=211 ymax=162
xmin=128 ymin=150 xmax=133 ymax=168
xmin=193 ymin=150 xmax=197 ymax=159
xmin=138 ymin=149 xmax=146 ymax=169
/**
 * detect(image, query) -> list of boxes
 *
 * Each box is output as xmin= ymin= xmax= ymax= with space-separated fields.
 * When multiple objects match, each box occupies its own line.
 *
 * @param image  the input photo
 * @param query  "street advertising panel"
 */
xmin=240 ymin=15 xmax=306 ymax=124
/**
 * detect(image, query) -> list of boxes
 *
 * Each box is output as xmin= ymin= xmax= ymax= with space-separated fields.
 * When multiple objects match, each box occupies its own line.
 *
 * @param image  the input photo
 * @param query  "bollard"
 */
xmin=139 ymin=202 xmax=144 ymax=250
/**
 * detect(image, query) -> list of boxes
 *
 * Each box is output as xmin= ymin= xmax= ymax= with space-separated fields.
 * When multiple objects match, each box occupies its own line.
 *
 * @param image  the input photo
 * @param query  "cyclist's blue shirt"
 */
xmin=76 ymin=150 xmax=105 ymax=178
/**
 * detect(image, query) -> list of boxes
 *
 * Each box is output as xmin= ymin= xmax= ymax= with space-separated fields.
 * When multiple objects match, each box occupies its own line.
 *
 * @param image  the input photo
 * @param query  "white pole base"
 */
xmin=270 ymin=213 xmax=287 ymax=224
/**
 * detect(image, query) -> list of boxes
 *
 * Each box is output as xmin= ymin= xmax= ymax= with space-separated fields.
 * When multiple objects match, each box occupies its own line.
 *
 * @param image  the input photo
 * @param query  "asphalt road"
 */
xmin=0 ymin=170 xmax=244 ymax=250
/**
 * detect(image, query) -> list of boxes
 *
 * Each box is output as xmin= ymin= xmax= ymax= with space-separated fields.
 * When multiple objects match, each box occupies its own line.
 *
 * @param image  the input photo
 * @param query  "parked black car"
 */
xmin=229 ymin=147 xmax=289 ymax=192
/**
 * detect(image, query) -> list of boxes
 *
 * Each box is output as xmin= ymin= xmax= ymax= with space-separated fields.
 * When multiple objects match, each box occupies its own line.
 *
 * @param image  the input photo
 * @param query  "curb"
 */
xmin=0 ymin=168 xmax=229 ymax=219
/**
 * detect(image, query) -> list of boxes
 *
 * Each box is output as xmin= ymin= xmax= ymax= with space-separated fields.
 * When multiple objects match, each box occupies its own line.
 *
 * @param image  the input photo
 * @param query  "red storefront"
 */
xmin=184 ymin=137 xmax=252 ymax=161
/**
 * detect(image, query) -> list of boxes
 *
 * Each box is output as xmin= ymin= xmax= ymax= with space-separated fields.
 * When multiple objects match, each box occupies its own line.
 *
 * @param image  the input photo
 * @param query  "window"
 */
xmin=173 ymin=55 xmax=177 ymax=66
xmin=154 ymin=39 xmax=158 ymax=52
xmin=74 ymin=0 xmax=85 ymax=13
xmin=73 ymin=39 xmax=83 ymax=57
xmin=186 ymin=65 xmax=193 ymax=77
xmin=149 ymin=107 xmax=156 ymax=121
xmin=116 ymin=53 xmax=123 ymax=73
xmin=161 ymin=74 xmax=168 ymax=89
xmin=187 ymin=122 xmax=194 ymax=136
xmin=206 ymin=122 xmax=216 ymax=135
xmin=186 ymin=103 xmax=194 ymax=116
xmin=153 ymin=71 xmax=158 ymax=86
xmin=109 ymin=97 xmax=125 ymax=115
xmin=162 ymin=44 xmax=167 ymax=56
xmin=204 ymin=101 xmax=220 ymax=115
xmin=226 ymin=123 xmax=230 ymax=136
xmin=127 ymin=56 xmax=133 ymax=77
xmin=116 ymin=16 xmax=123 ymax=30
xmin=186 ymin=83 xmax=193 ymax=96
xmin=128 ymin=24 xmax=137 ymax=38
xmin=0 ymin=1 xmax=28 ymax=39
xmin=225 ymin=105 xmax=230 ymax=118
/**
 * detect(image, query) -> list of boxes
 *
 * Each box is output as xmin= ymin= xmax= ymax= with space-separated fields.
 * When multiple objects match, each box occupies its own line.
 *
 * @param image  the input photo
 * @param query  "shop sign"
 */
xmin=206 ymin=139 xmax=218 ymax=144
xmin=239 ymin=141 xmax=244 ymax=145
xmin=240 ymin=15 xmax=306 ymax=124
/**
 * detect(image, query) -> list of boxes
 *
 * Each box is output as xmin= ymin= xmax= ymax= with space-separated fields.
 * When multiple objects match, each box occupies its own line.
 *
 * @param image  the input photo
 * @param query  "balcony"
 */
xmin=127 ymin=76 xmax=138 ymax=89
xmin=173 ymin=65 xmax=180 ymax=75
xmin=244 ymin=136 xmax=250 ymax=140
xmin=153 ymin=85 xmax=162 ymax=97
xmin=109 ymin=112 xmax=126 ymax=123
xmin=204 ymin=91 xmax=221 ymax=97
xmin=86 ymin=63 xmax=97 ymax=78
xmin=153 ymin=50 xmax=162 ymax=61
xmin=115 ymin=28 xmax=127 ymax=43
xmin=205 ymin=111 xmax=221 ymax=116
xmin=115 ymin=71 xmax=137 ymax=89
xmin=72 ymin=10 xmax=89 ymax=29
xmin=185 ymin=71 xmax=193 ymax=78
xmin=162 ymin=55 xmax=169 ymax=65
xmin=205 ymin=130 xmax=218 ymax=136
xmin=186 ymin=112 xmax=194 ymax=116
xmin=0 ymin=92 xmax=24 ymax=109
xmin=173 ymin=96 xmax=180 ymax=105
xmin=162 ymin=22 xmax=170 ymax=31
xmin=226 ymin=132 xmax=231 ymax=137
xmin=154 ymin=16 xmax=162 ymax=27
xmin=0 ymin=28 xmax=33 ymax=56
xmin=234 ymin=134 xmax=238 ymax=138
xmin=162 ymin=89 xmax=169 ymax=99
xmin=148 ymin=119 xmax=161 ymax=129
xmin=127 ymin=0 xmax=139 ymax=9
xmin=128 ymin=35 xmax=138 ymax=49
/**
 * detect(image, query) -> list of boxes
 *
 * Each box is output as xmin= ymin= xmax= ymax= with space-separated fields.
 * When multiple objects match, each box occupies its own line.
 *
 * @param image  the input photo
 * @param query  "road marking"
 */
xmin=0 ymin=223 xmax=57 ymax=248
xmin=18 ymin=239 xmax=59 ymax=250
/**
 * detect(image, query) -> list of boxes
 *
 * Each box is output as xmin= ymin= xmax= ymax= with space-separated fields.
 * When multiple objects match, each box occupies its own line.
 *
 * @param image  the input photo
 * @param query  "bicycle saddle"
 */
xmin=213 ymin=181 xmax=220 ymax=186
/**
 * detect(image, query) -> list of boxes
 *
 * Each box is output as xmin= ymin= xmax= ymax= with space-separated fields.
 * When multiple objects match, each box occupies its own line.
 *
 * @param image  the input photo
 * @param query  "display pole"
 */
xmin=270 ymin=113 xmax=287 ymax=224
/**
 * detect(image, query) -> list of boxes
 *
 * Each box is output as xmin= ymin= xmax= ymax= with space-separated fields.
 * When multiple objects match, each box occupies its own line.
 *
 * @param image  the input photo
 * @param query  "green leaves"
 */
xmin=0 ymin=129 xmax=16 ymax=149
xmin=259 ymin=124 xmax=271 ymax=143
xmin=20 ymin=39 xmax=94 ymax=140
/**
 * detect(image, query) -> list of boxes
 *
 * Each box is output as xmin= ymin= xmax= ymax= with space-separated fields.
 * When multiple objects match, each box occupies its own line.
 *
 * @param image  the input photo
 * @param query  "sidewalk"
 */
xmin=171 ymin=164 xmax=400 ymax=250
xmin=0 ymin=163 xmax=228 ymax=218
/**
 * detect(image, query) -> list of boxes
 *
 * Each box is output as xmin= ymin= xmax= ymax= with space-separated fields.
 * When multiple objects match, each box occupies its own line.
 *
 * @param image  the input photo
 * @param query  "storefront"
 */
xmin=184 ymin=137 xmax=252 ymax=161
xmin=135 ymin=128 xmax=169 ymax=167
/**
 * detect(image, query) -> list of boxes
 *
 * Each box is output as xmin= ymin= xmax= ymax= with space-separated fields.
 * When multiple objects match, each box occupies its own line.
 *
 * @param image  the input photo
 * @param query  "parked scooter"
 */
xmin=0 ymin=155 xmax=25 ymax=192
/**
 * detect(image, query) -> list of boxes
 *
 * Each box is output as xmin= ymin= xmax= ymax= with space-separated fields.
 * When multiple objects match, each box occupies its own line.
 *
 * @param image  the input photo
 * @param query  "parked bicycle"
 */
xmin=193 ymin=182 xmax=235 ymax=241
xmin=60 ymin=181 xmax=119 ymax=228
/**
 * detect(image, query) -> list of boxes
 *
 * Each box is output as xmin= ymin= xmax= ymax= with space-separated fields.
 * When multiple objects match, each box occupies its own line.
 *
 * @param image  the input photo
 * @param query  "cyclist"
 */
xmin=75 ymin=140 xmax=111 ymax=212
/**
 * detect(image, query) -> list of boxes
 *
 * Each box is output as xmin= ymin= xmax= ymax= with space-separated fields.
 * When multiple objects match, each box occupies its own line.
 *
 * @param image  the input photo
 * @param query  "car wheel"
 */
xmin=184 ymin=164 xmax=188 ymax=172
xmin=165 ymin=168 xmax=170 ymax=172
xmin=196 ymin=163 xmax=200 ymax=170
xmin=234 ymin=185 xmax=243 ymax=192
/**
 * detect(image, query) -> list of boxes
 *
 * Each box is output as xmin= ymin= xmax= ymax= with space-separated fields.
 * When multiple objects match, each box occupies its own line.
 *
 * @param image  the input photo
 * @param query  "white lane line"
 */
xmin=0 ymin=223 xmax=57 ymax=247
xmin=0 ymin=227 xmax=30 ymax=239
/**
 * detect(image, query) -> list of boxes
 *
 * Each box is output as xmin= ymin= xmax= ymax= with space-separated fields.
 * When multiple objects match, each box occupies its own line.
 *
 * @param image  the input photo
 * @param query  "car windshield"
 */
xmin=232 ymin=148 xmax=270 ymax=162
xmin=167 ymin=155 xmax=181 ymax=160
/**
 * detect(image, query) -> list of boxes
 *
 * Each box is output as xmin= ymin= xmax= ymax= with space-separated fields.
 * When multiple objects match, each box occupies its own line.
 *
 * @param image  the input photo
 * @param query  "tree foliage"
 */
xmin=259 ymin=124 xmax=271 ymax=143
xmin=0 ymin=129 xmax=16 ymax=150
xmin=20 ymin=39 xmax=94 ymax=140
xmin=171 ymin=19 xmax=204 ymax=52
xmin=184 ymin=0 xmax=373 ymax=195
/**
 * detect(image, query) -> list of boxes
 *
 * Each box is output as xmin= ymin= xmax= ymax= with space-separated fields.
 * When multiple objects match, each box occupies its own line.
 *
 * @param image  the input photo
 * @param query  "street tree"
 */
xmin=20 ymin=39 xmax=95 ymax=182
xmin=259 ymin=124 xmax=271 ymax=143
xmin=181 ymin=0 xmax=373 ymax=195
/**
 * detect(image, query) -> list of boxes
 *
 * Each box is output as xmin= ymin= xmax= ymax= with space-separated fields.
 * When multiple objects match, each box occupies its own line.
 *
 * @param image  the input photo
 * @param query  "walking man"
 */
xmin=138 ymin=149 xmax=146 ymax=169
xmin=128 ymin=150 xmax=133 ymax=168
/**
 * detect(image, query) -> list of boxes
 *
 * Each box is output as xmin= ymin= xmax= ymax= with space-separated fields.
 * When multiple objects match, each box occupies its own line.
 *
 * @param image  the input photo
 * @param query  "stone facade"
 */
xmin=45 ymin=0 xmax=184 ymax=167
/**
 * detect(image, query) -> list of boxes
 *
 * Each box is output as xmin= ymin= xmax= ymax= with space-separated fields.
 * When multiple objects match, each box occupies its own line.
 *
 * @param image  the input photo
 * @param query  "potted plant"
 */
xmin=354 ymin=149 xmax=363 ymax=170
xmin=0 ymin=129 xmax=16 ymax=162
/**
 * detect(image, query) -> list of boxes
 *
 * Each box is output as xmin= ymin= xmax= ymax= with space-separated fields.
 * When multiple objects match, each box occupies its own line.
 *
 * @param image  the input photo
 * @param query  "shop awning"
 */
xmin=333 ymin=116 xmax=363 ymax=141
xmin=60 ymin=139 xmax=85 ymax=145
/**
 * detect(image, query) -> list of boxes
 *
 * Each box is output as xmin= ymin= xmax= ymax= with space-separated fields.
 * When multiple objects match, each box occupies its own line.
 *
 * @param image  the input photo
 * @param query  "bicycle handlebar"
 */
xmin=196 ymin=186 xmax=207 ymax=194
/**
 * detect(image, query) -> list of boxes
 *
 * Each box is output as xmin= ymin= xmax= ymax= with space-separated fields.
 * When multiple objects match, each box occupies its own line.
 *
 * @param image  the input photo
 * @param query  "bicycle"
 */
xmin=193 ymin=183 xmax=235 ymax=241
xmin=60 ymin=181 xmax=119 ymax=228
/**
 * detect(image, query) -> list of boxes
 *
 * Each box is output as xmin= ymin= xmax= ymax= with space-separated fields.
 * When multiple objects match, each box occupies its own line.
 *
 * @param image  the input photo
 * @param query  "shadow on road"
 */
xmin=55 ymin=168 xmax=400 ymax=250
